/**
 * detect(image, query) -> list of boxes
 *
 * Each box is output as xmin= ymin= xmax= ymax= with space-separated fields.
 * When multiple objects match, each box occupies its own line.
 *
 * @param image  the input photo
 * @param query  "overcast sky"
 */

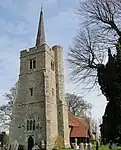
xmin=0 ymin=0 xmax=107 ymax=121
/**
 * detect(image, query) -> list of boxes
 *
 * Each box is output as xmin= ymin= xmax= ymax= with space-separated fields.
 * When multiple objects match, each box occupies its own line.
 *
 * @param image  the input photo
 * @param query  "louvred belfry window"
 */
xmin=29 ymin=58 xmax=36 ymax=69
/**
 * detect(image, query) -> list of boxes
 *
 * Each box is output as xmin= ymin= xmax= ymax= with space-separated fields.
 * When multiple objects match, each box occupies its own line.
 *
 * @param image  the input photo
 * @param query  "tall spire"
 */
xmin=36 ymin=5 xmax=45 ymax=47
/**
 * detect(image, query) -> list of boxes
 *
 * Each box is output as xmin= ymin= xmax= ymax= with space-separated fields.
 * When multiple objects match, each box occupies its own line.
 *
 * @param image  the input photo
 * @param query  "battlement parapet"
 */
xmin=20 ymin=44 xmax=49 ymax=57
xmin=20 ymin=44 xmax=60 ymax=58
xmin=52 ymin=45 xmax=62 ymax=50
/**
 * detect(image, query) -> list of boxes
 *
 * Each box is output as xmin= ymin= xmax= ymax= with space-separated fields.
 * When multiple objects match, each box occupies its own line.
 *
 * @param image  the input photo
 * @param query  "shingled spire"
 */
xmin=36 ymin=6 xmax=45 ymax=46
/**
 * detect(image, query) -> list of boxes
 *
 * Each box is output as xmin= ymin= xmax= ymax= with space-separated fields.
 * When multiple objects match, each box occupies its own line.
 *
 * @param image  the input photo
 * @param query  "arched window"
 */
xmin=33 ymin=119 xmax=35 ymax=130
xmin=33 ymin=59 xmax=36 ymax=69
xmin=27 ymin=120 xmax=29 ymax=131
xmin=51 ymin=61 xmax=54 ymax=71
xmin=29 ymin=88 xmax=33 ymax=96
xmin=30 ymin=60 xmax=32 ymax=69
xmin=30 ymin=120 xmax=33 ymax=130
xmin=27 ymin=119 xmax=36 ymax=131
xmin=29 ymin=58 xmax=36 ymax=69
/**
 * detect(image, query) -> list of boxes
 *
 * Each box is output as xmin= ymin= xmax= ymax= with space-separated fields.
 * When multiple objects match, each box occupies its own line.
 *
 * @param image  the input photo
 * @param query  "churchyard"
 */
xmin=1 ymin=0 xmax=121 ymax=149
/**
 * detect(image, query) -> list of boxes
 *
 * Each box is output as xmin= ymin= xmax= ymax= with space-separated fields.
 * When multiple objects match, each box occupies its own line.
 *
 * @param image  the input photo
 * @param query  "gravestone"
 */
xmin=11 ymin=140 xmax=19 ymax=150
xmin=79 ymin=143 xmax=84 ymax=150
xmin=32 ymin=144 xmax=40 ymax=150
xmin=17 ymin=144 xmax=25 ymax=150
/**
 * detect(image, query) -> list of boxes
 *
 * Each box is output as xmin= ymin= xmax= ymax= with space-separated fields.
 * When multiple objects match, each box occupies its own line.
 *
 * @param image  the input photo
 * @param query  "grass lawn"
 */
xmin=99 ymin=145 xmax=121 ymax=150
xmin=58 ymin=145 xmax=109 ymax=150
xmin=58 ymin=149 xmax=71 ymax=150
xmin=99 ymin=146 xmax=109 ymax=150
xmin=58 ymin=145 xmax=121 ymax=150
xmin=59 ymin=148 xmax=72 ymax=150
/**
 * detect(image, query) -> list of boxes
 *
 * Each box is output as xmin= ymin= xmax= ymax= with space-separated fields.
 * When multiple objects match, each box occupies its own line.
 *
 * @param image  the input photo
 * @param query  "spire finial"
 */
xmin=35 ymin=5 xmax=45 ymax=47
xmin=41 ymin=4 xmax=43 ymax=11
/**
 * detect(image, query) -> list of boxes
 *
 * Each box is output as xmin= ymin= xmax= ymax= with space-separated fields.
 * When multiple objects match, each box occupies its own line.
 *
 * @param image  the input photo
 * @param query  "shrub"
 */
xmin=53 ymin=135 xmax=64 ymax=149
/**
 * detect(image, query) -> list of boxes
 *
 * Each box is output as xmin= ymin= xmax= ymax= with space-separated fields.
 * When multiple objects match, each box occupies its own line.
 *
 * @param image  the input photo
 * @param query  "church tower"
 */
xmin=9 ymin=7 xmax=70 ymax=150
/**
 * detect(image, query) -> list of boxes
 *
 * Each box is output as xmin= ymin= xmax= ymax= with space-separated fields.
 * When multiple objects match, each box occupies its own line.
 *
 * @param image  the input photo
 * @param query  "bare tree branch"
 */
xmin=68 ymin=0 xmax=121 ymax=90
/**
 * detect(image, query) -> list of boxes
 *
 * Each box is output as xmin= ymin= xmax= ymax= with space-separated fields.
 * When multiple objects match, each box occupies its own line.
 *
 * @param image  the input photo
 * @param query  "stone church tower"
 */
xmin=9 ymin=7 xmax=70 ymax=150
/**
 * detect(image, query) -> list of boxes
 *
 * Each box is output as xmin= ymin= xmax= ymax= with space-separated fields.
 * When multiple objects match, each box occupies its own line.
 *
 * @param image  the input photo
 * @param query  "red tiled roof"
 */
xmin=68 ymin=111 xmax=88 ymax=138
xmin=68 ymin=111 xmax=79 ymax=127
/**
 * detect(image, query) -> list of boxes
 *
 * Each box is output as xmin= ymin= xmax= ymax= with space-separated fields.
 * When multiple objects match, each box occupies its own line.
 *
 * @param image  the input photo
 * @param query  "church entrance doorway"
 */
xmin=28 ymin=136 xmax=34 ymax=150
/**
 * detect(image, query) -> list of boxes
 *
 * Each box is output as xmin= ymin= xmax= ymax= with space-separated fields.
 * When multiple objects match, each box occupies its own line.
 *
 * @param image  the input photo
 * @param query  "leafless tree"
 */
xmin=65 ymin=93 xmax=92 ymax=116
xmin=68 ymin=0 xmax=121 ymax=90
